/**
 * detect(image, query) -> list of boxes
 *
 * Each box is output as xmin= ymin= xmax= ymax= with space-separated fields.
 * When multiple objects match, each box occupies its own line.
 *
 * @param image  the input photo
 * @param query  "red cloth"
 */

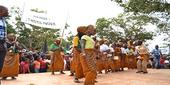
xmin=160 ymin=58 xmax=165 ymax=64
xmin=21 ymin=61 xmax=29 ymax=73
xmin=39 ymin=60 xmax=47 ymax=69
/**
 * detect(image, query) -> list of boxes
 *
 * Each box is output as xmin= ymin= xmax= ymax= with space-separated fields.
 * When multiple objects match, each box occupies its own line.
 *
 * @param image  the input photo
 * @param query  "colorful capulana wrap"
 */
xmin=50 ymin=50 xmax=64 ymax=71
xmin=70 ymin=36 xmax=84 ymax=78
xmin=50 ymin=43 xmax=64 ymax=72
xmin=0 ymin=52 xmax=19 ymax=77
xmin=72 ymin=48 xmax=84 ymax=78
xmin=80 ymin=49 xmax=97 ymax=85
xmin=114 ymin=47 xmax=121 ymax=71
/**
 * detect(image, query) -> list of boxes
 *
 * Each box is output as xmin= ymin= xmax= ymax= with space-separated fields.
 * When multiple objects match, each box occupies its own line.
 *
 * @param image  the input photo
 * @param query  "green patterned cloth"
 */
xmin=50 ymin=43 xmax=60 ymax=51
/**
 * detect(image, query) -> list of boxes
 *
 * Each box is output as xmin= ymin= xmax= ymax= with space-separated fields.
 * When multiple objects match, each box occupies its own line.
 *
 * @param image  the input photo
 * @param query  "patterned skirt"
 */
xmin=0 ymin=52 xmax=19 ymax=77
xmin=50 ymin=51 xmax=64 ymax=71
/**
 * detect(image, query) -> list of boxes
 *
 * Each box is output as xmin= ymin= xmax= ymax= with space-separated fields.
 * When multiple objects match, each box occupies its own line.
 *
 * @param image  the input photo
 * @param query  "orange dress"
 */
xmin=125 ymin=49 xmax=137 ymax=69
xmin=95 ymin=41 xmax=104 ymax=73
xmin=80 ymin=35 xmax=97 ymax=85
xmin=114 ymin=47 xmax=121 ymax=71
xmin=72 ymin=48 xmax=84 ymax=78
xmin=101 ymin=52 xmax=109 ymax=73
xmin=71 ymin=36 xmax=84 ymax=78
xmin=50 ymin=50 xmax=64 ymax=71
xmin=80 ymin=49 xmax=97 ymax=85
xmin=96 ymin=52 xmax=104 ymax=73
xmin=0 ymin=52 xmax=19 ymax=77
xmin=107 ymin=52 xmax=115 ymax=72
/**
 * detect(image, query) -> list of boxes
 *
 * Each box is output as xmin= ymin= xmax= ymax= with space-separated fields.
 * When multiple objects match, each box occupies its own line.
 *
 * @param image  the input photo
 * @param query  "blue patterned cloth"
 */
xmin=0 ymin=17 xmax=6 ymax=40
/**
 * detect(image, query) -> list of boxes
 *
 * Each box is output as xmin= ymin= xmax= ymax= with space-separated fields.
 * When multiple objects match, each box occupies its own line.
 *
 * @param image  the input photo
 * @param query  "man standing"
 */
xmin=151 ymin=45 xmax=162 ymax=69
xmin=0 ymin=5 xmax=8 ymax=73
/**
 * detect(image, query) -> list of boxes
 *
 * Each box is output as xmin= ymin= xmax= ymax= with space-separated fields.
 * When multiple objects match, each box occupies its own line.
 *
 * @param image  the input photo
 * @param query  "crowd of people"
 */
xmin=19 ymin=51 xmax=50 ymax=74
xmin=0 ymin=5 xmax=165 ymax=85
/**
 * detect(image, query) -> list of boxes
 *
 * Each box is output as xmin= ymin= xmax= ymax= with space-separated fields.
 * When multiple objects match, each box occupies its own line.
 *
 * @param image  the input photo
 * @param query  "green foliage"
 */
xmin=6 ymin=20 xmax=16 ymax=34
xmin=112 ymin=0 xmax=170 ymax=34
xmin=96 ymin=18 xmax=122 ymax=41
xmin=96 ymin=13 xmax=154 ymax=41
xmin=29 ymin=25 xmax=60 ymax=50
xmin=113 ymin=0 xmax=170 ymax=13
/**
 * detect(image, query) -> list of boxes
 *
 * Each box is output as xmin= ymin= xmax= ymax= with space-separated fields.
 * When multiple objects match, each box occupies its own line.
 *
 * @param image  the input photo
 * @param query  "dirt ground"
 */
xmin=1 ymin=69 xmax=170 ymax=85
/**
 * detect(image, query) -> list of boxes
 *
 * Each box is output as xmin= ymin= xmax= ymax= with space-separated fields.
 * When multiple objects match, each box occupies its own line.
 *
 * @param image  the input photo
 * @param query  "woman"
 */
xmin=136 ymin=40 xmax=149 ymax=74
xmin=70 ymin=26 xmax=86 ymax=83
xmin=39 ymin=58 xmax=48 ymax=73
xmin=113 ymin=43 xmax=122 ymax=71
xmin=100 ymin=40 xmax=110 ymax=74
xmin=95 ymin=40 xmax=103 ymax=74
xmin=50 ymin=38 xmax=65 ymax=75
xmin=80 ymin=25 xmax=97 ymax=85
xmin=33 ymin=57 xmax=40 ymax=73
xmin=0 ymin=33 xmax=20 ymax=80
xmin=126 ymin=46 xmax=137 ymax=69
xmin=108 ymin=43 xmax=116 ymax=72
xmin=20 ymin=58 xmax=30 ymax=74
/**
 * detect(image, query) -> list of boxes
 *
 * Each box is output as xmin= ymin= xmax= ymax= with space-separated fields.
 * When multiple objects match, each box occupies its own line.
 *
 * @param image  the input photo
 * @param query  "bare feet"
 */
xmin=69 ymin=73 xmax=74 ymax=76
xmin=60 ymin=71 xmax=65 ymax=74
xmin=11 ymin=77 xmax=16 ymax=80
xmin=74 ymin=78 xmax=80 ymax=83
xmin=51 ymin=72 xmax=55 ymax=75
xmin=1 ymin=77 xmax=7 ymax=80
xmin=136 ymin=71 xmax=143 ymax=73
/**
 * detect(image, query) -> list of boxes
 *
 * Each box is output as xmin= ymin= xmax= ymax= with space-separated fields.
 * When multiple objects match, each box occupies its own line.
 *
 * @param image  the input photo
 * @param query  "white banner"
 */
xmin=22 ymin=10 xmax=57 ymax=29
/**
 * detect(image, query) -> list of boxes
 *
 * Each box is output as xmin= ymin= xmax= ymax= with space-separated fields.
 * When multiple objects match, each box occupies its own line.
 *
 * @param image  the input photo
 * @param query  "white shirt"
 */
xmin=121 ymin=47 xmax=130 ymax=54
xmin=109 ymin=47 xmax=114 ymax=52
xmin=100 ymin=44 xmax=109 ymax=52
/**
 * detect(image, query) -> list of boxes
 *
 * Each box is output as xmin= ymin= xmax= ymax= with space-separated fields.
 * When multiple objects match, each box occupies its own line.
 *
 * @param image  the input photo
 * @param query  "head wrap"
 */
xmin=77 ymin=26 xmax=87 ymax=34
xmin=86 ymin=25 xmax=96 ymax=35
xmin=0 ymin=5 xmax=8 ymax=17
xmin=55 ymin=37 xmax=61 ymax=45
xmin=7 ymin=33 xmax=16 ymax=41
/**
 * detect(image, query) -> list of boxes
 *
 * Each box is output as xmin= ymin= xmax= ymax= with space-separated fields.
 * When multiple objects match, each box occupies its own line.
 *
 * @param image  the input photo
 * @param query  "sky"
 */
xmin=0 ymin=0 xmax=123 ymax=36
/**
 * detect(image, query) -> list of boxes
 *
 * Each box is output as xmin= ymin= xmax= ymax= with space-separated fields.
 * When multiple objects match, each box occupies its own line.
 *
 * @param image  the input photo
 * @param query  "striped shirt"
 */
xmin=0 ymin=17 xmax=6 ymax=40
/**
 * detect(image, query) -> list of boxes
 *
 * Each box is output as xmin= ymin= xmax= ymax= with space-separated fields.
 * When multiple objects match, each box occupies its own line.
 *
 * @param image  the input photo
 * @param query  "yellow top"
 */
xmin=72 ymin=36 xmax=79 ymax=47
xmin=81 ymin=35 xmax=95 ymax=49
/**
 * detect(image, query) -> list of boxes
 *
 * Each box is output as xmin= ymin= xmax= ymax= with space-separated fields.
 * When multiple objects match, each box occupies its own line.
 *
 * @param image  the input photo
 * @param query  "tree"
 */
xmin=113 ymin=0 xmax=170 ymax=13
xmin=29 ymin=25 xmax=60 ymax=50
xmin=114 ymin=13 xmax=154 ymax=40
xmin=9 ymin=6 xmax=30 ymax=48
xmin=112 ymin=0 xmax=170 ymax=34
xmin=5 ymin=17 xmax=16 ymax=34
xmin=96 ymin=17 xmax=122 ymax=41
xmin=96 ymin=13 xmax=154 ymax=41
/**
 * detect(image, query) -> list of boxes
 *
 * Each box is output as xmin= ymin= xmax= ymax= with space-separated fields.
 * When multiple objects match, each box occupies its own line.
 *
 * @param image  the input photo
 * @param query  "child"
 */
xmin=34 ymin=58 xmax=40 ymax=73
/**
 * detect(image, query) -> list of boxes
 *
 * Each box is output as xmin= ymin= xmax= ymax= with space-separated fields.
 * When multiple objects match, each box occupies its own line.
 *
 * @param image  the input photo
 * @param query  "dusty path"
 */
xmin=1 ymin=69 xmax=170 ymax=85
